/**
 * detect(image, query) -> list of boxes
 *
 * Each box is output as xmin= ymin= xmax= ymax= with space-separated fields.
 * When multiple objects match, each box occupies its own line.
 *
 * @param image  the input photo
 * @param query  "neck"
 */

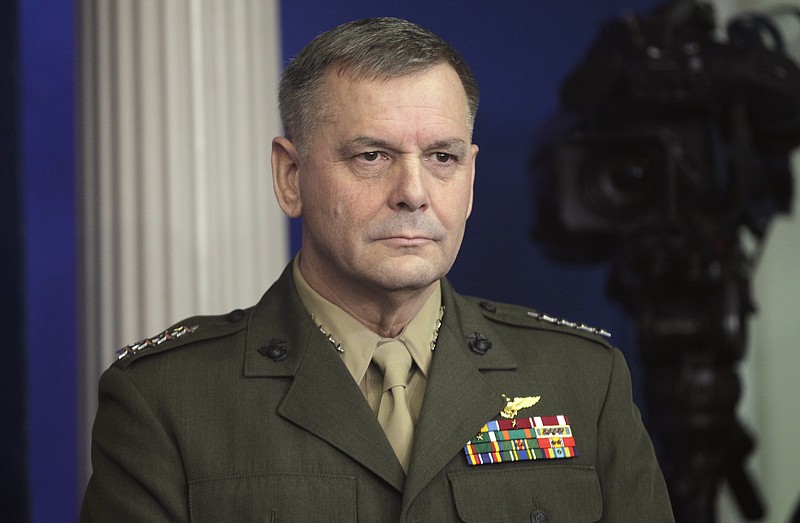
xmin=298 ymin=256 xmax=438 ymax=338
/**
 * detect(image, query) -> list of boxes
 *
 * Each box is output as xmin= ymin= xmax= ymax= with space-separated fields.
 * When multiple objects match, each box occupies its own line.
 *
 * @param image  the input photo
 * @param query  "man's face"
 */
xmin=280 ymin=63 xmax=478 ymax=298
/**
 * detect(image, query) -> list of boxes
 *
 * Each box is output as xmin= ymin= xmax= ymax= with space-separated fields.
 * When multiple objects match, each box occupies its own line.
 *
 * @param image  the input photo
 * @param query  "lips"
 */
xmin=378 ymin=235 xmax=436 ymax=246
xmin=367 ymin=213 xmax=447 ymax=244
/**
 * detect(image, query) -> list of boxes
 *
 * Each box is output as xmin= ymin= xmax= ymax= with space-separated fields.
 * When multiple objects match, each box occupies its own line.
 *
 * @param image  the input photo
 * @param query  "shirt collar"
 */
xmin=292 ymin=256 xmax=440 ymax=382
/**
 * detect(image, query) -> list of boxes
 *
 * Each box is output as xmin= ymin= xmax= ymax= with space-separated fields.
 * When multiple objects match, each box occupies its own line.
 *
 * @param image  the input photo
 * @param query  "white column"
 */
xmin=77 ymin=0 xmax=286 ymax=488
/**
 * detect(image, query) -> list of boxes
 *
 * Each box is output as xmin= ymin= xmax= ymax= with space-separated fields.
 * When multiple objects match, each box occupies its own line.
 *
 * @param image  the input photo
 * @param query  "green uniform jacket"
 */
xmin=81 ymin=264 xmax=674 ymax=522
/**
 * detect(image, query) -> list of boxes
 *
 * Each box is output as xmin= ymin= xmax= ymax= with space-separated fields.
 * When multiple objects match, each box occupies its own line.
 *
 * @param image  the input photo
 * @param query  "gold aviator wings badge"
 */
xmin=500 ymin=394 xmax=541 ymax=419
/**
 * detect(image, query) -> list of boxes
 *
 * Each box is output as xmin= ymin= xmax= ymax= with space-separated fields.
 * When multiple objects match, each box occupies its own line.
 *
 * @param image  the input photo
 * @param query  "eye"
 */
xmin=360 ymin=151 xmax=382 ymax=162
xmin=434 ymin=152 xmax=454 ymax=163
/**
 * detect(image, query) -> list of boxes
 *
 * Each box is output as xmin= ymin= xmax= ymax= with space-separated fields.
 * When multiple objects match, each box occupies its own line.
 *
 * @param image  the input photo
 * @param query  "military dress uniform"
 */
xmin=80 ymin=263 xmax=674 ymax=522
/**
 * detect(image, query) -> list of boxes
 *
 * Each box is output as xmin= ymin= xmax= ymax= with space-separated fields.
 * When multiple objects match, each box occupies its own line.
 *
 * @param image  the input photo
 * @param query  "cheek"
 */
xmin=323 ymin=190 xmax=371 ymax=235
xmin=301 ymin=170 xmax=346 ymax=216
xmin=438 ymin=186 xmax=473 ymax=228
xmin=342 ymin=183 xmax=386 ymax=216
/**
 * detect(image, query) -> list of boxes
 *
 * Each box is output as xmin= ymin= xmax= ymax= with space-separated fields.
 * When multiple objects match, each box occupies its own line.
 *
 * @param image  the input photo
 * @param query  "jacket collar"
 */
xmin=242 ymin=264 xmax=518 ymax=499
xmin=243 ymin=264 xmax=405 ymax=490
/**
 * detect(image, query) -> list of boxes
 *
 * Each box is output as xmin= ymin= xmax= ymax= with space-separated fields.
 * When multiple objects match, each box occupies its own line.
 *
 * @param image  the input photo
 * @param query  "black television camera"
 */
xmin=536 ymin=1 xmax=800 ymax=521
xmin=550 ymin=0 xmax=797 ymax=241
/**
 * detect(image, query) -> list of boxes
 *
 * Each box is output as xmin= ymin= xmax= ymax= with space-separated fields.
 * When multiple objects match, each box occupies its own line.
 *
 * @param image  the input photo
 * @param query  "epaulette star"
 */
xmin=526 ymin=310 xmax=611 ymax=338
xmin=116 ymin=324 xmax=200 ymax=360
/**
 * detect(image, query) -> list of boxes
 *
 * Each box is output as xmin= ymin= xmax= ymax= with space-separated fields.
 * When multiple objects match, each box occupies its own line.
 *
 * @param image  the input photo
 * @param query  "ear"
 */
xmin=271 ymin=136 xmax=303 ymax=218
xmin=466 ymin=144 xmax=479 ymax=218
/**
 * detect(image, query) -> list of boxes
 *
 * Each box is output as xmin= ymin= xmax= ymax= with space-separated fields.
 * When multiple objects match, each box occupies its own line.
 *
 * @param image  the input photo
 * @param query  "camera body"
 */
xmin=547 ymin=0 xmax=798 ymax=240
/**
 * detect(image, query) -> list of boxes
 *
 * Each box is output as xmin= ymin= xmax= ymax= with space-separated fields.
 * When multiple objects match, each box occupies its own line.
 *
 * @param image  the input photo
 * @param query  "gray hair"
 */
xmin=278 ymin=17 xmax=479 ymax=154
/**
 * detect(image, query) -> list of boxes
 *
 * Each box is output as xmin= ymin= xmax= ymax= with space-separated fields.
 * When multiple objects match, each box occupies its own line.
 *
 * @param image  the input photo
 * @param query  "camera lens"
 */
xmin=580 ymin=150 xmax=661 ymax=220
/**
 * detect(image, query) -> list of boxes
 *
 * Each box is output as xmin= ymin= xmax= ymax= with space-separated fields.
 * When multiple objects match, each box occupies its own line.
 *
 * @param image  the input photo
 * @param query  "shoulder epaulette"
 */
xmin=472 ymin=298 xmax=613 ymax=348
xmin=113 ymin=308 xmax=250 ymax=369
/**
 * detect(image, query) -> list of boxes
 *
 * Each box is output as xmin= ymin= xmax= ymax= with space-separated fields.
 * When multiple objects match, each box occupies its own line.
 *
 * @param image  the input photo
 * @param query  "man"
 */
xmin=81 ymin=18 xmax=674 ymax=522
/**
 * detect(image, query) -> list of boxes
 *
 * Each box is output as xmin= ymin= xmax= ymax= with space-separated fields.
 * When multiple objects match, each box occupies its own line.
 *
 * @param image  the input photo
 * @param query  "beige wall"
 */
xmin=742 ymin=146 xmax=800 ymax=523
xmin=711 ymin=1 xmax=800 ymax=521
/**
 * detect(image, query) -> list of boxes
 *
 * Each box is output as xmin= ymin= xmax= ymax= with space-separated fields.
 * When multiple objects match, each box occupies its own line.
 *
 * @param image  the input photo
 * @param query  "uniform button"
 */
xmin=530 ymin=510 xmax=548 ymax=523
xmin=227 ymin=309 xmax=244 ymax=323
xmin=479 ymin=300 xmax=496 ymax=313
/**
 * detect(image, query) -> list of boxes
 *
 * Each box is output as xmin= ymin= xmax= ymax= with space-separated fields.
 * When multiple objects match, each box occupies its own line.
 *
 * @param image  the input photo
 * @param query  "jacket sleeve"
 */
xmin=596 ymin=347 xmax=675 ymax=522
xmin=80 ymin=366 xmax=189 ymax=522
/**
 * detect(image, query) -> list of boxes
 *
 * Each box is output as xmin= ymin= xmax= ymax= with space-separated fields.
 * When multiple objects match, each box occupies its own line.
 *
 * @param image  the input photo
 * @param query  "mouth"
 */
xmin=378 ymin=235 xmax=436 ymax=247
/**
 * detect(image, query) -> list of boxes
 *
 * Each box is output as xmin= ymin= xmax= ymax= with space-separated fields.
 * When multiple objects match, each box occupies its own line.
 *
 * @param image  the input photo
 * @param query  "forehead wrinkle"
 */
xmin=348 ymin=136 xmax=394 ymax=148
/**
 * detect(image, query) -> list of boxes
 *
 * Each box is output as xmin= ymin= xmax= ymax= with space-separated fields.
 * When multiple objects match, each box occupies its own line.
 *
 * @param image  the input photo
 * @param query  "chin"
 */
xmin=372 ymin=260 xmax=447 ymax=292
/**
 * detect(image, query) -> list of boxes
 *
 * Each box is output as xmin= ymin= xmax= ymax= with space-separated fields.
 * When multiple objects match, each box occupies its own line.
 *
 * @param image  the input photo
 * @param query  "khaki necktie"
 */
xmin=372 ymin=339 xmax=414 ymax=472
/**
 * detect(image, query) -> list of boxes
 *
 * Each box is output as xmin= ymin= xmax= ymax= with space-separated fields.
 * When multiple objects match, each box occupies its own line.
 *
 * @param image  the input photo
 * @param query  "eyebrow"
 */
xmin=428 ymin=139 xmax=469 ymax=156
xmin=337 ymin=136 xmax=394 ymax=157
xmin=337 ymin=136 xmax=469 ymax=157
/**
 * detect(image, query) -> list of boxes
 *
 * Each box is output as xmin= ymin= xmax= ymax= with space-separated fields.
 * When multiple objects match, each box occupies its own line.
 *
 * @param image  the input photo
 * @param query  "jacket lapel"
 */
xmin=278 ymin=328 xmax=406 ymax=491
xmin=242 ymin=266 xmax=519 ymax=501
xmin=401 ymin=281 xmax=517 ymax=510
xmin=243 ymin=265 xmax=405 ymax=492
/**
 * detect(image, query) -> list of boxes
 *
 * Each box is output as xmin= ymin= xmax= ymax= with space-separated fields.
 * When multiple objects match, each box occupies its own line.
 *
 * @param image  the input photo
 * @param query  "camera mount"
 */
xmin=536 ymin=0 xmax=800 ymax=520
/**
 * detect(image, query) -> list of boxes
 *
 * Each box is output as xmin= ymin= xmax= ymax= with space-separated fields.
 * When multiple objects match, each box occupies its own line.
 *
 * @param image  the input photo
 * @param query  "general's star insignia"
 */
xmin=500 ymin=394 xmax=541 ymax=419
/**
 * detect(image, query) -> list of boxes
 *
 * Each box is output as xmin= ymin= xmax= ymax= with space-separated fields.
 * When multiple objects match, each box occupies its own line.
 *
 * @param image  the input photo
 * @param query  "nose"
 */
xmin=390 ymin=158 xmax=429 ymax=212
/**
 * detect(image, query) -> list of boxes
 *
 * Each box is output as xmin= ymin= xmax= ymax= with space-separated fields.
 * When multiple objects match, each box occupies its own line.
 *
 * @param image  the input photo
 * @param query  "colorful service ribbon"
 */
xmin=464 ymin=415 xmax=578 ymax=465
